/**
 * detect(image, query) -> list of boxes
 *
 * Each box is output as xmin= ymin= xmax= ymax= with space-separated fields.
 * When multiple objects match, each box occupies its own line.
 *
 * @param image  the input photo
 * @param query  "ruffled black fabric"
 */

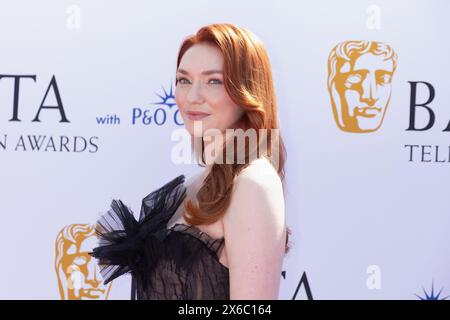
xmin=89 ymin=174 xmax=229 ymax=300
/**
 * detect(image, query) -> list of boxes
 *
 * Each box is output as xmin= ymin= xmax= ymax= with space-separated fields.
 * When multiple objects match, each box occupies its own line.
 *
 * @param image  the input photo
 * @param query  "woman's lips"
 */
xmin=186 ymin=111 xmax=210 ymax=121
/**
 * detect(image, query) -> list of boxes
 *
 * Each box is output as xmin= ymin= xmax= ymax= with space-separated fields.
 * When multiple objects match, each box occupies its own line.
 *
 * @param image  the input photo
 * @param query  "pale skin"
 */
xmin=172 ymin=42 xmax=286 ymax=299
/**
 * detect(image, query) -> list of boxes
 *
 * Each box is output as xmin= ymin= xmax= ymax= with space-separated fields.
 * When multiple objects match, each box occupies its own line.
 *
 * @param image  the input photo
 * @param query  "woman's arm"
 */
xmin=223 ymin=161 xmax=286 ymax=299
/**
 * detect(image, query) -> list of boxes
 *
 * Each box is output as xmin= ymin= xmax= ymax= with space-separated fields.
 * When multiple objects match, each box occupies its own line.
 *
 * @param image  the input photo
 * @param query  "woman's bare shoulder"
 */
xmin=224 ymin=156 xmax=285 ymax=225
xmin=234 ymin=156 xmax=282 ymax=192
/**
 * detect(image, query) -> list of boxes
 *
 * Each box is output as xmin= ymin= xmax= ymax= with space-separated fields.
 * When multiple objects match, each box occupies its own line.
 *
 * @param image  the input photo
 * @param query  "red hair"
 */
xmin=176 ymin=23 xmax=290 ymax=253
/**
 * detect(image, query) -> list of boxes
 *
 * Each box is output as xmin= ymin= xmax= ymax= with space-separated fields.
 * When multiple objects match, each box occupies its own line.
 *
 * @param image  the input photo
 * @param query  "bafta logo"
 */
xmin=55 ymin=224 xmax=112 ymax=300
xmin=327 ymin=40 xmax=398 ymax=133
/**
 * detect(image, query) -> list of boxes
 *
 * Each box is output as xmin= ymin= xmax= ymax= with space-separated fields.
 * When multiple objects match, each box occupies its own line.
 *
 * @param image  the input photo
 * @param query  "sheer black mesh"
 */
xmin=89 ymin=174 xmax=230 ymax=300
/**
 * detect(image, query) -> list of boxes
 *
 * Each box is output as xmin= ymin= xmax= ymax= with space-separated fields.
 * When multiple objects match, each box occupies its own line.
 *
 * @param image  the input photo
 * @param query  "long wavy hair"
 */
xmin=176 ymin=23 xmax=290 ymax=253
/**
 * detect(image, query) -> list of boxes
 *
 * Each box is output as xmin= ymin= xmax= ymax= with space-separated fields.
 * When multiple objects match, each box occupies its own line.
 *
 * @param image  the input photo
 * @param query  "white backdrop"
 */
xmin=1 ymin=0 xmax=449 ymax=299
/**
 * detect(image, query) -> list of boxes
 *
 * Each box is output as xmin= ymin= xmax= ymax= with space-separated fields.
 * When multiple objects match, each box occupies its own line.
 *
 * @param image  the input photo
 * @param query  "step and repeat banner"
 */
xmin=1 ymin=0 xmax=449 ymax=299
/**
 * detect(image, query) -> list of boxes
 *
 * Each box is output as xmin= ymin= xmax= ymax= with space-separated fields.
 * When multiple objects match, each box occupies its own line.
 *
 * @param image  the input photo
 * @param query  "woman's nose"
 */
xmin=186 ymin=81 xmax=205 ymax=104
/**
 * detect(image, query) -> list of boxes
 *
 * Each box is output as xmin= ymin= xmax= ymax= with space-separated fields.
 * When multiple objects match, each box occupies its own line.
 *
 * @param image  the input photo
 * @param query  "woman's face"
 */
xmin=175 ymin=43 xmax=244 ymax=137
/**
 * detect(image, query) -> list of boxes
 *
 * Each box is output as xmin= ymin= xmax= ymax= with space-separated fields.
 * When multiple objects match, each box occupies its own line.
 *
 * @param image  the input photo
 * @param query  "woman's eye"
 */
xmin=176 ymin=77 xmax=190 ymax=85
xmin=208 ymin=79 xmax=223 ymax=85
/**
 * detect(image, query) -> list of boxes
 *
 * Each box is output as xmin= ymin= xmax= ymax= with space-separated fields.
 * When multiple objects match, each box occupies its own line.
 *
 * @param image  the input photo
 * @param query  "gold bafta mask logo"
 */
xmin=55 ymin=224 xmax=112 ymax=300
xmin=327 ymin=41 xmax=398 ymax=132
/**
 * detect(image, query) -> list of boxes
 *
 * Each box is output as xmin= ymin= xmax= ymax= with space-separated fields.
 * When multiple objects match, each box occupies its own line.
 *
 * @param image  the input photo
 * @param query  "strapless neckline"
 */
xmin=90 ymin=174 xmax=231 ymax=299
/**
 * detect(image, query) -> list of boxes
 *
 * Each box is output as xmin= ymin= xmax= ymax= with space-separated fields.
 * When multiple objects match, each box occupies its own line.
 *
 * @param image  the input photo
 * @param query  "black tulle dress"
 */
xmin=89 ymin=174 xmax=230 ymax=300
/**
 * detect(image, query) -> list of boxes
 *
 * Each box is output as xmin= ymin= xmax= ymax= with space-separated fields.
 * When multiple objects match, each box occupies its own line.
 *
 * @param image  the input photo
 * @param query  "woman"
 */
xmin=90 ymin=23 xmax=290 ymax=300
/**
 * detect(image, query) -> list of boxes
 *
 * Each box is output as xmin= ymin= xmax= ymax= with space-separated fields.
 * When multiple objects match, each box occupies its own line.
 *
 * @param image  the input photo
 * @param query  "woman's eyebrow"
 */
xmin=177 ymin=68 xmax=223 ymax=75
